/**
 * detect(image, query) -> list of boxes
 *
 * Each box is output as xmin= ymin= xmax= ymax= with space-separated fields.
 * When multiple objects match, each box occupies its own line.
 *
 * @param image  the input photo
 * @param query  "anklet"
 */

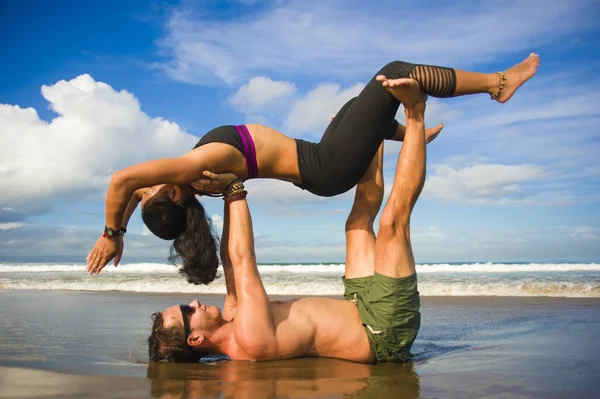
xmin=490 ymin=71 xmax=506 ymax=101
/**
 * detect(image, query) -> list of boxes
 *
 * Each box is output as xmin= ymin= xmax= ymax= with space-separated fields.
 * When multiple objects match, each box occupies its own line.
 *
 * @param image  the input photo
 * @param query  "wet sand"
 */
xmin=0 ymin=290 xmax=598 ymax=398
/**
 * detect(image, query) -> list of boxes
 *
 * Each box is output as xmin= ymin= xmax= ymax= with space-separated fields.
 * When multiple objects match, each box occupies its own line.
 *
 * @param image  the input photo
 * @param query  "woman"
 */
xmin=86 ymin=54 xmax=540 ymax=284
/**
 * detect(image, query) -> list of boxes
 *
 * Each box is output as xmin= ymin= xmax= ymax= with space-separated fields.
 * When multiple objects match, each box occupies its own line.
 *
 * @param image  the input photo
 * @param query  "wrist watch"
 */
xmin=103 ymin=225 xmax=121 ymax=239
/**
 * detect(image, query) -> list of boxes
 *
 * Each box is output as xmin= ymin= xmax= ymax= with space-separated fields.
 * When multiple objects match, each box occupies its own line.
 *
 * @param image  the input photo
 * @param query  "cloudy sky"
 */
xmin=1 ymin=0 xmax=599 ymax=264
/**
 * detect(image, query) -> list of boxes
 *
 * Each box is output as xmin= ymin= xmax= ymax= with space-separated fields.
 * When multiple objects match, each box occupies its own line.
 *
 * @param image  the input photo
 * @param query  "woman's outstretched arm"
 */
xmin=105 ymin=157 xmax=202 ymax=230
xmin=86 ymin=188 xmax=144 ymax=268
xmin=86 ymin=143 xmax=245 ymax=275
xmin=86 ymin=157 xmax=202 ymax=274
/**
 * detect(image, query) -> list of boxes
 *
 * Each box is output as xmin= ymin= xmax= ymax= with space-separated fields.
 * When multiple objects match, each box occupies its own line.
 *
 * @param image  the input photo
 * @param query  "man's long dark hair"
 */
xmin=142 ymin=188 xmax=219 ymax=285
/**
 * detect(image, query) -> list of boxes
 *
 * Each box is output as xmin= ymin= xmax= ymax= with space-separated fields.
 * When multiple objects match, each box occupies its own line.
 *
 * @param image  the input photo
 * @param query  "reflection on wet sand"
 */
xmin=147 ymin=357 xmax=420 ymax=399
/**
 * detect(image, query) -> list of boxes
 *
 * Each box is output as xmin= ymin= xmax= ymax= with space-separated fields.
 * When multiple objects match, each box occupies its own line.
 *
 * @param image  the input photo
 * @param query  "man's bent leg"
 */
xmin=344 ymin=144 xmax=384 ymax=279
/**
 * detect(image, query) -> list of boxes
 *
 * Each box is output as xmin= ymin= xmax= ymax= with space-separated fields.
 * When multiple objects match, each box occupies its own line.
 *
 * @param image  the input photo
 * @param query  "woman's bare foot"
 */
xmin=496 ymin=53 xmax=540 ymax=103
xmin=375 ymin=76 xmax=425 ymax=108
xmin=426 ymin=123 xmax=444 ymax=144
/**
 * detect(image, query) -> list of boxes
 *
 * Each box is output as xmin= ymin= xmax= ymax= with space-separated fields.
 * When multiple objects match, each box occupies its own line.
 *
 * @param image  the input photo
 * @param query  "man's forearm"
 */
xmin=405 ymin=106 xmax=425 ymax=125
xmin=228 ymin=199 xmax=256 ymax=267
xmin=227 ymin=197 xmax=265 ymax=300
xmin=395 ymin=121 xmax=406 ymax=141
xmin=221 ymin=204 xmax=237 ymax=319
xmin=221 ymin=205 xmax=236 ymax=297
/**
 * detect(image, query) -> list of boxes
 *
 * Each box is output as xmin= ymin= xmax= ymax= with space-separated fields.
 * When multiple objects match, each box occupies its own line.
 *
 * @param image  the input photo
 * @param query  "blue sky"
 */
xmin=1 ymin=0 xmax=599 ymax=264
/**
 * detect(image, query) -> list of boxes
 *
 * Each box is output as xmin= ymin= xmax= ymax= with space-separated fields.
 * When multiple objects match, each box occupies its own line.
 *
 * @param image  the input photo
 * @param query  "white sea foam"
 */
xmin=418 ymin=281 xmax=600 ymax=298
xmin=1 ymin=262 xmax=598 ymax=297
xmin=1 ymin=262 xmax=598 ymax=274
xmin=416 ymin=262 xmax=600 ymax=273
xmin=1 ymin=278 xmax=598 ymax=297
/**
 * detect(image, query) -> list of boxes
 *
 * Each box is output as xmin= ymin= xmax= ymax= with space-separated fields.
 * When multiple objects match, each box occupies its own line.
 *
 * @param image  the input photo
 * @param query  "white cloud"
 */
xmin=424 ymin=163 xmax=546 ymax=205
xmin=230 ymin=76 xmax=296 ymax=114
xmin=569 ymin=226 xmax=600 ymax=241
xmin=244 ymin=178 xmax=354 ymax=205
xmin=412 ymin=226 xmax=445 ymax=242
xmin=0 ymin=74 xmax=198 ymax=207
xmin=455 ymin=89 xmax=600 ymax=133
xmin=141 ymin=224 xmax=152 ymax=236
xmin=211 ymin=213 xmax=224 ymax=235
xmin=0 ymin=223 xmax=23 ymax=230
xmin=156 ymin=0 xmax=595 ymax=85
xmin=285 ymin=82 xmax=364 ymax=135
xmin=256 ymin=243 xmax=345 ymax=261
xmin=409 ymin=225 xmax=600 ymax=262
xmin=227 ymin=76 xmax=463 ymax=145
xmin=421 ymin=99 xmax=462 ymax=128
xmin=0 ymin=223 xmax=171 ymax=258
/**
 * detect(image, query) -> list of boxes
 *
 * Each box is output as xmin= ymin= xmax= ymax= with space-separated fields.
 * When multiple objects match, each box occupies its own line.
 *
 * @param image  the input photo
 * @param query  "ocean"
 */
xmin=1 ymin=263 xmax=598 ymax=398
xmin=1 ymin=262 xmax=598 ymax=297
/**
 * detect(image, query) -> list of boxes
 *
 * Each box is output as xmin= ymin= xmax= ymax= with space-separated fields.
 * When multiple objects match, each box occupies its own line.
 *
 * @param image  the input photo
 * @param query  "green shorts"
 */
xmin=343 ymin=272 xmax=421 ymax=363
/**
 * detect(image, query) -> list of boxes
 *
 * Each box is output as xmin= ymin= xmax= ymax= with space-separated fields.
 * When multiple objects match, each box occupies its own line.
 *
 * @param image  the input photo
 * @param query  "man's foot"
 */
xmin=495 ymin=53 xmax=540 ymax=103
xmin=375 ymin=76 xmax=425 ymax=108
xmin=426 ymin=123 xmax=444 ymax=144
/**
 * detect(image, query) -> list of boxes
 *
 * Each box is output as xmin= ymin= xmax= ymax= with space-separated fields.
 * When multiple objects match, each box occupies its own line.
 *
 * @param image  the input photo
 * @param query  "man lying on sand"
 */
xmin=148 ymin=78 xmax=429 ymax=363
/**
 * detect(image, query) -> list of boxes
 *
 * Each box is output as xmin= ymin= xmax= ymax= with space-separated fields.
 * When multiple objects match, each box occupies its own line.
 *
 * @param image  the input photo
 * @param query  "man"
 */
xmin=148 ymin=78 xmax=428 ymax=363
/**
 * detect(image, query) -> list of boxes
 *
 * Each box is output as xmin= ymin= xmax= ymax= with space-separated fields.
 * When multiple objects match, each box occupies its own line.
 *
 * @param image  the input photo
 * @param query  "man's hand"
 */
xmin=190 ymin=172 xmax=240 ymax=195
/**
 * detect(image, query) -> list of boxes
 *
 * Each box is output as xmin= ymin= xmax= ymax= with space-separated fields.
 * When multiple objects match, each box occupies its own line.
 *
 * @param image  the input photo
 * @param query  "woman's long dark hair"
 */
xmin=142 ymin=189 xmax=219 ymax=285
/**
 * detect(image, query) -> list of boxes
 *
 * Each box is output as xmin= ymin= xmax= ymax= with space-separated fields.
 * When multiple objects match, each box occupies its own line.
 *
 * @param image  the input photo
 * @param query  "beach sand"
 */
xmin=0 ymin=290 xmax=598 ymax=398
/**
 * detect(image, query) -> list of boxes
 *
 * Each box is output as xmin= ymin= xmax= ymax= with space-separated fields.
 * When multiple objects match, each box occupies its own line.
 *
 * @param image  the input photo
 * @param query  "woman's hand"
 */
xmin=190 ymin=172 xmax=240 ymax=195
xmin=86 ymin=235 xmax=123 ymax=274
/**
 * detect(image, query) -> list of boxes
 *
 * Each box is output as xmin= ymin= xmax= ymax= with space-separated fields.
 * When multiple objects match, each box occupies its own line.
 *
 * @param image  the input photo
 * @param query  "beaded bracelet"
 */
xmin=224 ymin=190 xmax=247 ymax=205
xmin=225 ymin=182 xmax=245 ymax=196
xmin=224 ymin=179 xmax=244 ymax=195
xmin=224 ymin=178 xmax=243 ymax=190
xmin=225 ymin=188 xmax=245 ymax=198
xmin=225 ymin=183 xmax=245 ymax=195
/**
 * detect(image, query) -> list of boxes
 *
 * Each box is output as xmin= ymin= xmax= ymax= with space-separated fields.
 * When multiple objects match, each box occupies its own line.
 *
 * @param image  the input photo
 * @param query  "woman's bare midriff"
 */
xmin=246 ymin=124 xmax=302 ymax=183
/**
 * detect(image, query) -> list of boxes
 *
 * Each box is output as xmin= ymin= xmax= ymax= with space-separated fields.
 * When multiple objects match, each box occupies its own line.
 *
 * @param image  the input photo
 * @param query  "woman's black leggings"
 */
xmin=295 ymin=61 xmax=457 ymax=197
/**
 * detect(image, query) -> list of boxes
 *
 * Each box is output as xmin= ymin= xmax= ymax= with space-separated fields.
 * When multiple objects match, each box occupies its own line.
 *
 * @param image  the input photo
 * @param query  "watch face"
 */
xmin=105 ymin=227 xmax=118 ymax=237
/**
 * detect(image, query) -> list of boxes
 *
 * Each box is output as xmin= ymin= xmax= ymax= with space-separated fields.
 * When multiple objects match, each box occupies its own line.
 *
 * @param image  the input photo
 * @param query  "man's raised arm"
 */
xmin=220 ymin=201 xmax=237 ymax=321
xmin=226 ymin=187 xmax=277 ymax=359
